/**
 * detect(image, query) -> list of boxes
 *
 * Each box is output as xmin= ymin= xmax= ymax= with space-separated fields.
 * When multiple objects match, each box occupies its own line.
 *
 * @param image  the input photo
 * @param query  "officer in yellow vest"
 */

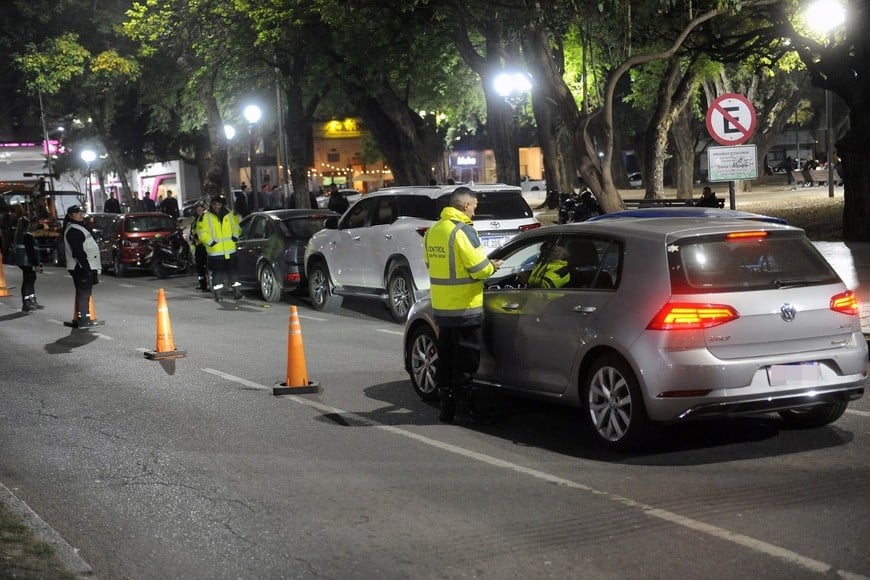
xmin=423 ymin=188 xmax=502 ymax=423
xmin=196 ymin=195 xmax=242 ymax=302
xmin=526 ymin=242 xmax=571 ymax=288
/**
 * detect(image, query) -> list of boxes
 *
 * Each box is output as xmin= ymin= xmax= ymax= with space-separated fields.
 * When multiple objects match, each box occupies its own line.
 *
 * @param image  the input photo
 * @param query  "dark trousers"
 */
xmin=436 ymin=325 xmax=482 ymax=400
xmin=69 ymin=268 xmax=93 ymax=319
xmin=207 ymin=253 xmax=239 ymax=291
xmin=18 ymin=265 xmax=36 ymax=299
xmin=195 ymin=244 xmax=208 ymax=288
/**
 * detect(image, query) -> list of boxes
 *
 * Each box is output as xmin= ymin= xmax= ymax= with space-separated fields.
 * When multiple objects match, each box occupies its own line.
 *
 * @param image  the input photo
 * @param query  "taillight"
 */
xmin=519 ymin=223 xmax=542 ymax=232
xmin=831 ymin=290 xmax=859 ymax=316
xmin=647 ymin=303 xmax=739 ymax=330
xmin=285 ymin=272 xmax=301 ymax=283
xmin=416 ymin=227 xmax=429 ymax=237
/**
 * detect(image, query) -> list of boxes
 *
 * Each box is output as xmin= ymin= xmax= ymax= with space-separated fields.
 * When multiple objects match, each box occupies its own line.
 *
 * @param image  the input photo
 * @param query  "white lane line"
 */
xmin=298 ymin=314 xmax=327 ymax=322
xmin=204 ymin=368 xmax=869 ymax=580
xmin=845 ymin=409 xmax=870 ymax=418
xmin=377 ymin=328 xmax=403 ymax=336
xmin=118 ymin=283 xmax=136 ymax=288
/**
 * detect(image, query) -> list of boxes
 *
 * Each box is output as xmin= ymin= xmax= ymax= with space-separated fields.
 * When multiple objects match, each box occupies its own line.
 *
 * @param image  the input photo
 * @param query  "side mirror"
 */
xmin=324 ymin=216 xmax=339 ymax=229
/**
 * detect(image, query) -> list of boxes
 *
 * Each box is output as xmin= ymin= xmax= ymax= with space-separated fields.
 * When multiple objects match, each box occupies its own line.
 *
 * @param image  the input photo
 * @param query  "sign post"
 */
xmin=705 ymin=93 xmax=757 ymax=209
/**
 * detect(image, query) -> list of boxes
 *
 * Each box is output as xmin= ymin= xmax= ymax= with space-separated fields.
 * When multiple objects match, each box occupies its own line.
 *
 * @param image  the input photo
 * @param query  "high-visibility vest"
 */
xmin=528 ymin=259 xmax=570 ymax=288
xmin=196 ymin=210 xmax=240 ymax=258
xmin=423 ymin=206 xmax=495 ymax=326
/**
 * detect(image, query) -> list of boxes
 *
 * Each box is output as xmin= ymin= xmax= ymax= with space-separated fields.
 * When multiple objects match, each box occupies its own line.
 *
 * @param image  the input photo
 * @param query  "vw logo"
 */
xmin=489 ymin=221 xmax=501 ymax=229
xmin=780 ymin=303 xmax=797 ymax=322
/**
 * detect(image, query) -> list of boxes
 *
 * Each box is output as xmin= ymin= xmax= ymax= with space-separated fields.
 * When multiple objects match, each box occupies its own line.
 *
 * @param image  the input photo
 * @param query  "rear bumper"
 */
xmin=674 ymin=386 xmax=864 ymax=421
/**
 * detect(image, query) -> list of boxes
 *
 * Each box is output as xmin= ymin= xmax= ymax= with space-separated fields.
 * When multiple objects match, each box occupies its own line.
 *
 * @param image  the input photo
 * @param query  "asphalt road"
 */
xmin=1 ymin=244 xmax=869 ymax=579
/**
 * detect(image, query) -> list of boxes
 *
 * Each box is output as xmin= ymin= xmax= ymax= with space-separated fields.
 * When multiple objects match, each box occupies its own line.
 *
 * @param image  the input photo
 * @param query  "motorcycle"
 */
xmin=145 ymin=228 xmax=192 ymax=279
xmin=558 ymin=189 xmax=602 ymax=224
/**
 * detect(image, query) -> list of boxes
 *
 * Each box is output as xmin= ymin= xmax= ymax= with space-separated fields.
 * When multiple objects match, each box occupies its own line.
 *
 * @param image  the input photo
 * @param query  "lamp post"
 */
xmin=80 ymin=149 xmax=96 ymax=212
xmin=243 ymin=104 xmax=262 ymax=211
xmin=494 ymin=71 xmax=532 ymax=185
xmin=806 ymin=0 xmax=845 ymax=198
xmin=224 ymin=124 xmax=236 ymax=208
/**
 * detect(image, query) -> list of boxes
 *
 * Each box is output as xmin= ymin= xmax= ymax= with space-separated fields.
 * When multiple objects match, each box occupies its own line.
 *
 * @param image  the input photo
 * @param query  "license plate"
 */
xmin=481 ymin=236 xmax=508 ymax=249
xmin=768 ymin=362 xmax=821 ymax=387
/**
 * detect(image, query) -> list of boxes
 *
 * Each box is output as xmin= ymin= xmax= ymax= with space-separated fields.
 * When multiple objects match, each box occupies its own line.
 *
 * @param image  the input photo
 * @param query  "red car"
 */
xmin=98 ymin=212 xmax=178 ymax=277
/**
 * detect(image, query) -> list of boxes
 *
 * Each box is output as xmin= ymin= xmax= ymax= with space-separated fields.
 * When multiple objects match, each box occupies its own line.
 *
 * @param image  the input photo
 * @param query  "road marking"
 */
xmin=298 ymin=314 xmax=327 ymax=322
xmin=377 ymin=328 xmax=403 ymax=336
xmin=846 ymin=409 xmax=870 ymax=418
xmin=204 ymin=368 xmax=868 ymax=580
xmin=119 ymin=283 xmax=136 ymax=288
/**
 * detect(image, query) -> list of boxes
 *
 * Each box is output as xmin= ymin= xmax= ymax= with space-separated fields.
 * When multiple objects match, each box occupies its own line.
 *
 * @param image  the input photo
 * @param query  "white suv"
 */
xmin=304 ymin=184 xmax=540 ymax=322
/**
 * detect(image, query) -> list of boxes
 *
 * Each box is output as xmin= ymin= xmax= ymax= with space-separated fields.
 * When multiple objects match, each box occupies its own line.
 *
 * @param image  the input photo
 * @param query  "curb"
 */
xmin=0 ymin=483 xmax=96 ymax=579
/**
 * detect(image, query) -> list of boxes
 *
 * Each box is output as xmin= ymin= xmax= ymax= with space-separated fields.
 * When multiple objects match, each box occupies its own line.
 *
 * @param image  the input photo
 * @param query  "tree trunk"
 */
xmin=285 ymin=81 xmax=318 ymax=208
xmin=838 ymin=112 xmax=870 ymax=241
xmin=198 ymin=81 xmax=226 ymax=198
xmin=671 ymin=106 xmax=695 ymax=199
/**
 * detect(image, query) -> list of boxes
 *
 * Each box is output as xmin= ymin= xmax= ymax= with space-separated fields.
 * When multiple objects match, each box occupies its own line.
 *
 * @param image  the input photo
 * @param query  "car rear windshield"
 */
xmin=125 ymin=216 xmax=176 ymax=232
xmin=668 ymin=231 xmax=840 ymax=293
xmin=435 ymin=190 xmax=533 ymax=220
xmin=281 ymin=216 xmax=331 ymax=238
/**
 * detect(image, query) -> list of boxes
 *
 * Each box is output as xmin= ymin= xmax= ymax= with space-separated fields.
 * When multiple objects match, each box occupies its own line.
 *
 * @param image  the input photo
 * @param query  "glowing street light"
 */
xmin=806 ymin=0 xmax=846 ymax=199
xmin=80 ymin=149 xmax=97 ymax=212
xmin=494 ymin=72 xmax=532 ymax=110
xmin=224 ymin=124 xmax=236 ymax=203
xmin=243 ymin=104 xmax=262 ymax=210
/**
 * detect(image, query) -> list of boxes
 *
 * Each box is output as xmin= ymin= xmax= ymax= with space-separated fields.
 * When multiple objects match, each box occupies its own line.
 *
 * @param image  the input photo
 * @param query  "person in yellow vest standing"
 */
xmin=197 ymin=195 xmax=242 ymax=302
xmin=423 ymin=188 xmax=502 ymax=423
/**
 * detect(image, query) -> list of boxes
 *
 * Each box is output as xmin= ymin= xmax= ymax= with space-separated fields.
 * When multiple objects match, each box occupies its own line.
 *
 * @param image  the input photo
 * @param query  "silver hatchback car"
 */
xmin=403 ymin=217 xmax=868 ymax=450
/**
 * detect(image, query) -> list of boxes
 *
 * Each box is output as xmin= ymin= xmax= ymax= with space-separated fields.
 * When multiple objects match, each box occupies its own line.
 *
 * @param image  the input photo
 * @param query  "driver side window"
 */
xmin=341 ymin=199 xmax=372 ymax=229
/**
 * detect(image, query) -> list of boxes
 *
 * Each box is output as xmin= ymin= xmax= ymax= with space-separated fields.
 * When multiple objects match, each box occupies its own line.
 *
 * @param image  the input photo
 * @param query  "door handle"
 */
xmin=384 ymin=234 xmax=393 ymax=240
xmin=502 ymin=303 xmax=520 ymax=311
xmin=352 ymin=236 xmax=361 ymax=241
xmin=573 ymin=305 xmax=597 ymax=313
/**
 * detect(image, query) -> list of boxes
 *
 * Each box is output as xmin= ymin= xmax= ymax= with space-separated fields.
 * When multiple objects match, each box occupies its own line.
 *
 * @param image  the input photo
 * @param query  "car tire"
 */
xmin=386 ymin=265 xmax=414 ymax=323
xmin=583 ymin=353 xmax=651 ymax=451
xmin=113 ymin=252 xmax=127 ymax=277
xmin=308 ymin=260 xmax=342 ymax=312
xmin=259 ymin=264 xmax=283 ymax=303
xmin=778 ymin=401 xmax=847 ymax=429
xmin=407 ymin=323 xmax=439 ymax=402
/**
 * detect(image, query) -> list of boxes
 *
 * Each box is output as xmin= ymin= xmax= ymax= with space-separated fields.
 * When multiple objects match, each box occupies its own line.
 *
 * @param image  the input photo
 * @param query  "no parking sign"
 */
xmin=705 ymin=93 xmax=757 ymax=146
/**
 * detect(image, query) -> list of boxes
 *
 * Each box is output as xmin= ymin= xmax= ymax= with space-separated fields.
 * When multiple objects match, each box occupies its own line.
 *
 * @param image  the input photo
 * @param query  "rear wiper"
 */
xmin=772 ymin=279 xmax=815 ymax=288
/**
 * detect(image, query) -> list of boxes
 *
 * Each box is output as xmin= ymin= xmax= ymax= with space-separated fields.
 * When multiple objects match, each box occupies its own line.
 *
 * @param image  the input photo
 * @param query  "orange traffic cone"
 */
xmin=64 ymin=295 xmax=103 ymax=328
xmin=0 ymin=251 xmax=10 ymax=297
xmin=144 ymin=288 xmax=186 ymax=360
xmin=273 ymin=305 xmax=319 ymax=395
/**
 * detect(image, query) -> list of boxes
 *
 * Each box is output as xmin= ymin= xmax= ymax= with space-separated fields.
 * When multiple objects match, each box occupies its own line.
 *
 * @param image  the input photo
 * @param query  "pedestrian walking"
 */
xmin=13 ymin=216 xmax=44 ymax=312
xmin=423 ymin=188 xmax=502 ymax=423
xmin=62 ymin=205 xmax=101 ymax=329
xmin=196 ymin=195 xmax=242 ymax=302
xmin=159 ymin=189 xmax=180 ymax=220
xmin=188 ymin=201 xmax=209 ymax=292
xmin=779 ymin=156 xmax=795 ymax=189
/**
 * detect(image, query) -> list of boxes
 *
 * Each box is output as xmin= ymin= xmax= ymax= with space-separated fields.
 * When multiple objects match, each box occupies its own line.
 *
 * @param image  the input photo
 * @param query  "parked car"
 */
xmin=305 ymin=183 xmax=541 ymax=322
xmin=403 ymin=216 xmax=867 ymax=451
xmin=627 ymin=172 xmax=643 ymax=188
xmin=53 ymin=212 xmax=118 ymax=267
xmin=588 ymin=207 xmax=789 ymax=224
xmin=99 ymin=212 xmax=178 ymax=276
xmin=315 ymin=188 xmax=362 ymax=209
xmin=236 ymin=209 xmax=340 ymax=302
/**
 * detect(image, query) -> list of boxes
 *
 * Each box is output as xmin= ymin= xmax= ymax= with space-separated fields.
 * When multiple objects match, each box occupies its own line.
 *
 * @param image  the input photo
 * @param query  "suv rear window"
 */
xmin=668 ymin=231 xmax=840 ymax=293
xmin=282 ymin=216 xmax=332 ymax=238
xmin=435 ymin=190 xmax=533 ymax=220
xmin=125 ymin=215 xmax=176 ymax=232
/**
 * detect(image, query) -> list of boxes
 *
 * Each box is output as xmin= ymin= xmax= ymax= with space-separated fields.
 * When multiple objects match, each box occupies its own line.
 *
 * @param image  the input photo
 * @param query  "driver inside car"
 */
xmin=521 ymin=241 xmax=572 ymax=289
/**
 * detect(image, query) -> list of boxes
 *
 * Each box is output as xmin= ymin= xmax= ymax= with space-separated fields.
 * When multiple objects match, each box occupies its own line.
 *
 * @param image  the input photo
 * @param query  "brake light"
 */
xmin=647 ymin=303 xmax=739 ymax=330
xmin=285 ymin=272 xmax=301 ymax=283
xmin=726 ymin=230 xmax=768 ymax=241
xmin=830 ymin=290 xmax=859 ymax=316
xmin=519 ymin=223 xmax=542 ymax=232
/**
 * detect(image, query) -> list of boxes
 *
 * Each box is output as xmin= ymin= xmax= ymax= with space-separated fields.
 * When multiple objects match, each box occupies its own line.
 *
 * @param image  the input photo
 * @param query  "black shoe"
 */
xmin=439 ymin=401 xmax=455 ymax=423
xmin=32 ymin=299 xmax=45 ymax=310
xmin=22 ymin=301 xmax=36 ymax=313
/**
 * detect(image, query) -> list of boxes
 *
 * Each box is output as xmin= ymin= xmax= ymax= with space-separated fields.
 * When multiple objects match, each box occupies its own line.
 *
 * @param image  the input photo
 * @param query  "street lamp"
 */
xmin=243 ymin=104 xmax=262 ymax=210
xmin=806 ymin=0 xmax=845 ymax=199
xmin=80 ymin=149 xmax=96 ymax=212
xmin=224 ymin=124 xmax=236 ymax=206
xmin=494 ymin=72 xmax=532 ymax=110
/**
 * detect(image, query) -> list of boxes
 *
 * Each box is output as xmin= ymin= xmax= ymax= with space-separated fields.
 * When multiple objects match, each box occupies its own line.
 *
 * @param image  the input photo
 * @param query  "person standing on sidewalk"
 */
xmin=63 ymin=206 xmax=101 ymax=329
xmin=423 ymin=188 xmax=501 ymax=423
xmin=197 ymin=195 xmax=242 ymax=302
xmin=13 ymin=216 xmax=44 ymax=312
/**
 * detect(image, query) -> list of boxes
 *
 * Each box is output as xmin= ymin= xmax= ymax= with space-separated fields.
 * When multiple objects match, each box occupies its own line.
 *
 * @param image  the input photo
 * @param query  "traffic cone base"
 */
xmin=66 ymin=295 xmax=100 ymax=326
xmin=273 ymin=305 xmax=318 ymax=396
xmin=145 ymin=288 xmax=185 ymax=360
